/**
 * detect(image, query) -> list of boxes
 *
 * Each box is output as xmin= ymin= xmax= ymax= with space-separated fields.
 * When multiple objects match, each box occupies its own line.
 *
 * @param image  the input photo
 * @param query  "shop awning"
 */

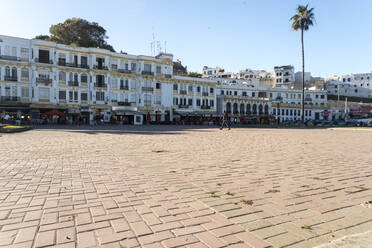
xmin=113 ymin=110 xmax=141 ymax=116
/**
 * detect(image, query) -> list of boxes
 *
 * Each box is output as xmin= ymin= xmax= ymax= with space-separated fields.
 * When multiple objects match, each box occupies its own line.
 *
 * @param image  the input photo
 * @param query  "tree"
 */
xmin=187 ymin=72 xmax=202 ymax=78
xmin=290 ymin=4 xmax=315 ymax=124
xmin=34 ymin=18 xmax=115 ymax=52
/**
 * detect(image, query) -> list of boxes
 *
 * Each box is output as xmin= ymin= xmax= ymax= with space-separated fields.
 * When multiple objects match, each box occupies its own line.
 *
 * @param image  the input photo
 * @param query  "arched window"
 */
xmin=233 ymin=103 xmax=238 ymax=114
xmin=252 ymin=104 xmax=257 ymax=115
xmin=226 ymin=102 xmax=231 ymax=114
xmin=264 ymin=105 xmax=269 ymax=115
xmin=246 ymin=104 xmax=251 ymax=114
xmin=74 ymin=73 xmax=78 ymax=82
xmin=5 ymin=66 xmax=10 ymax=76
xmin=12 ymin=67 xmax=17 ymax=78
xmin=258 ymin=104 xmax=263 ymax=115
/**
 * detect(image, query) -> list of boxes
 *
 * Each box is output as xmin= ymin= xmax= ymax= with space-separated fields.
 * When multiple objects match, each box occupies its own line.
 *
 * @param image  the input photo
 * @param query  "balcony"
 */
xmin=178 ymin=104 xmax=189 ymax=109
xmin=0 ymin=55 xmax=21 ymax=62
xmin=118 ymin=102 xmax=133 ymax=106
xmin=58 ymin=61 xmax=89 ymax=69
xmin=142 ymin=71 xmax=154 ymax=76
xmin=68 ymin=81 xmax=79 ymax=87
xmin=144 ymin=100 xmax=152 ymax=105
xmin=180 ymin=90 xmax=187 ymax=95
xmin=94 ymin=83 xmax=107 ymax=88
xmin=117 ymin=69 xmax=133 ymax=74
xmin=202 ymin=92 xmax=209 ymax=96
xmin=0 ymin=96 xmax=20 ymax=102
xmin=201 ymin=105 xmax=211 ymax=109
xmin=305 ymin=97 xmax=312 ymax=101
xmin=93 ymin=65 xmax=109 ymax=70
xmin=120 ymin=85 xmax=129 ymax=90
xmin=36 ymin=77 xmax=52 ymax=84
xmin=275 ymin=96 xmax=283 ymax=101
xmin=35 ymin=58 xmax=53 ymax=64
xmin=4 ymin=76 xmax=18 ymax=82
xmin=164 ymin=74 xmax=172 ymax=78
xmin=142 ymin=87 xmax=153 ymax=92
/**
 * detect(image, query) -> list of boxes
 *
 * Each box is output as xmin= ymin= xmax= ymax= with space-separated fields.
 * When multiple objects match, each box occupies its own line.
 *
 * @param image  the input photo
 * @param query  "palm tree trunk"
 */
xmin=301 ymin=27 xmax=305 ymax=124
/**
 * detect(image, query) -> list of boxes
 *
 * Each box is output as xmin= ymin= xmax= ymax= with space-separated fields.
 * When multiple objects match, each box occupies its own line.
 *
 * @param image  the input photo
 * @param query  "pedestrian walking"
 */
xmin=220 ymin=111 xmax=231 ymax=130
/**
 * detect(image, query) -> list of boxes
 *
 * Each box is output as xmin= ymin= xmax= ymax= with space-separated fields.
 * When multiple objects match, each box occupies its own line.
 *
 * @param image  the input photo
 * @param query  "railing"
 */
xmin=68 ymin=81 xmax=79 ymax=87
xmin=202 ymin=92 xmax=209 ymax=96
xmin=0 ymin=55 xmax=21 ymax=62
xmin=35 ymin=58 xmax=54 ymax=64
xmin=118 ymin=102 xmax=132 ymax=106
xmin=178 ymin=105 xmax=189 ymax=108
xmin=93 ymin=65 xmax=109 ymax=70
xmin=164 ymin=74 xmax=172 ymax=78
xmin=36 ymin=77 xmax=52 ymax=84
xmin=275 ymin=96 xmax=283 ymax=100
xmin=144 ymin=100 xmax=152 ymax=105
xmin=117 ymin=69 xmax=133 ymax=74
xmin=120 ymin=85 xmax=129 ymax=90
xmin=142 ymin=71 xmax=154 ymax=76
xmin=94 ymin=83 xmax=107 ymax=88
xmin=142 ymin=87 xmax=153 ymax=92
xmin=4 ymin=76 xmax=18 ymax=82
xmin=180 ymin=90 xmax=187 ymax=95
xmin=0 ymin=96 xmax=20 ymax=102
xmin=201 ymin=105 xmax=211 ymax=109
xmin=58 ymin=61 xmax=89 ymax=69
xmin=305 ymin=98 xmax=312 ymax=101
xmin=155 ymin=101 xmax=161 ymax=105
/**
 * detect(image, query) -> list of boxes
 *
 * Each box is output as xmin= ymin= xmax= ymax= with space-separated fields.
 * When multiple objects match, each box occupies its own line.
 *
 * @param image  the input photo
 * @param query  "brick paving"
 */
xmin=0 ymin=126 xmax=371 ymax=248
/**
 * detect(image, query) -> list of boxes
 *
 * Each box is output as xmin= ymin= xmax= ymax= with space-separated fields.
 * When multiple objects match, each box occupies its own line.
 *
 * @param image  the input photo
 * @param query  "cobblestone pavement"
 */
xmin=0 ymin=126 xmax=371 ymax=248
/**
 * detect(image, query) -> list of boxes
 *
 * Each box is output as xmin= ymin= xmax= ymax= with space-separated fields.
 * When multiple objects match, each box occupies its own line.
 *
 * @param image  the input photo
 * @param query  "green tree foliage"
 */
xmin=34 ymin=18 xmax=115 ymax=52
xmin=187 ymin=72 xmax=202 ymax=78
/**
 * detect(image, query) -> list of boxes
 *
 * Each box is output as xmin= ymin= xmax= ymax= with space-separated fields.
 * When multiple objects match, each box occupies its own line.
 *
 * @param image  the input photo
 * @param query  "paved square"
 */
xmin=0 ymin=126 xmax=371 ymax=248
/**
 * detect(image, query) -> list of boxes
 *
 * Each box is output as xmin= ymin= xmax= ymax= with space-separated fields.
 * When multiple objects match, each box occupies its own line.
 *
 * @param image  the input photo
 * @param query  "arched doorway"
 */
xmin=240 ymin=103 xmax=245 ymax=115
xmin=226 ymin=102 xmax=231 ymax=114
xmin=233 ymin=103 xmax=238 ymax=114
xmin=252 ymin=104 xmax=257 ymax=115
xmin=258 ymin=104 xmax=263 ymax=115
xmin=246 ymin=104 xmax=251 ymax=115
xmin=264 ymin=105 xmax=269 ymax=115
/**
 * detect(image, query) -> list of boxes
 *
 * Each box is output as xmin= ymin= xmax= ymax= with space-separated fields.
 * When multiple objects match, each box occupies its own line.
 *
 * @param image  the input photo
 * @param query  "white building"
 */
xmin=340 ymin=72 xmax=372 ymax=89
xmin=294 ymin=71 xmax=312 ymax=82
xmin=274 ymin=65 xmax=295 ymax=86
xmin=0 ymin=35 xmax=217 ymax=125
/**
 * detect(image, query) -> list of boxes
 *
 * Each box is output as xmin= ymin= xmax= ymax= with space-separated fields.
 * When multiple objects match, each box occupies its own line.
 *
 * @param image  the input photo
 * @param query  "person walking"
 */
xmin=220 ymin=111 xmax=231 ymax=130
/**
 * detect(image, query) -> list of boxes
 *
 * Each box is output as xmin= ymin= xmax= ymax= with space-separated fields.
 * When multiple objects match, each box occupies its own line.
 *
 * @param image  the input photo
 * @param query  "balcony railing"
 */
xmin=94 ymin=83 xmax=107 ymax=88
xmin=117 ymin=69 xmax=133 ymax=74
xmin=68 ymin=81 xmax=79 ymax=87
xmin=164 ymin=74 xmax=172 ymax=78
xmin=180 ymin=90 xmax=187 ymax=95
xmin=0 ymin=96 xmax=20 ymax=102
xmin=305 ymin=97 xmax=312 ymax=101
xmin=142 ymin=71 xmax=154 ymax=76
xmin=275 ymin=96 xmax=283 ymax=100
xmin=142 ymin=87 xmax=153 ymax=92
xmin=118 ymin=102 xmax=133 ymax=106
xmin=0 ymin=55 xmax=21 ymax=62
xmin=58 ymin=61 xmax=89 ymax=69
xmin=202 ymin=92 xmax=209 ymax=96
xmin=93 ymin=65 xmax=109 ymax=70
xmin=4 ymin=76 xmax=18 ymax=82
xmin=178 ymin=104 xmax=189 ymax=108
xmin=120 ymin=85 xmax=129 ymax=90
xmin=35 ymin=58 xmax=54 ymax=64
xmin=201 ymin=105 xmax=211 ymax=109
xmin=36 ymin=77 xmax=52 ymax=84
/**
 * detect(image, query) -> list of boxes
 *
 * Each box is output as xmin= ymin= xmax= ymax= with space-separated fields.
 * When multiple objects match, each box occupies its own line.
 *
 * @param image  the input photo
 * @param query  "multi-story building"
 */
xmin=340 ymin=72 xmax=372 ymax=89
xmin=217 ymin=81 xmax=327 ymax=123
xmin=0 ymin=35 xmax=217 ymax=125
xmin=274 ymin=65 xmax=295 ymax=87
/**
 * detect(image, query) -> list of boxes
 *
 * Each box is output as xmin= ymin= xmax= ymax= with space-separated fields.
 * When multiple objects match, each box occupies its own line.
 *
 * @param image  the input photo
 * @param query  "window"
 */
xmin=81 ymin=56 xmax=88 ymax=67
xmin=21 ymin=68 xmax=29 ymax=79
xmin=59 ymin=90 xmax=66 ymax=100
xmin=320 ymin=95 xmax=325 ymax=99
xmin=221 ymin=90 xmax=224 ymax=95
xmin=131 ymin=62 xmax=136 ymax=71
xmin=196 ymin=99 xmax=201 ymax=106
xmin=188 ymin=85 xmax=193 ymax=92
xmin=96 ymin=91 xmax=105 ymax=101
xmin=21 ymin=87 xmax=29 ymax=97
xmin=144 ymin=64 xmax=151 ymax=72
xmin=173 ymin=84 xmax=178 ymax=90
xmin=210 ymin=100 xmax=214 ymax=107
xmin=188 ymin=98 xmax=192 ymax=106
xmin=81 ymin=74 xmax=88 ymax=83
xmin=59 ymin=72 xmax=66 ymax=81
xmin=197 ymin=86 xmax=200 ymax=93
xmin=156 ymin=83 xmax=161 ymax=89
xmin=21 ymin=48 xmax=29 ymax=59
xmin=156 ymin=66 xmax=161 ymax=74
xmin=39 ymin=88 xmax=50 ymax=99
xmin=81 ymin=92 xmax=88 ymax=101
xmin=210 ymin=88 xmax=214 ymax=94
xmin=252 ymin=92 xmax=255 ymax=97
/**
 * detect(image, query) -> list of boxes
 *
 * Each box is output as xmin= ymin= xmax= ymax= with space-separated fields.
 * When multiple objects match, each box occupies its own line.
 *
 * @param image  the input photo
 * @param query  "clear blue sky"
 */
xmin=1 ymin=0 xmax=372 ymax=77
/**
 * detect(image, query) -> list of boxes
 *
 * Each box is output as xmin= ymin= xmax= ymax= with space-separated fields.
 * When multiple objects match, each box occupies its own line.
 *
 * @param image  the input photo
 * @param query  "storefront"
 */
xmin=0 ymin=104 xmax=31 ymax=125
xmin=30 ymin=103 xmax=67 ymax=124
xmin=111 ymin=105 xmax=143 ymax=125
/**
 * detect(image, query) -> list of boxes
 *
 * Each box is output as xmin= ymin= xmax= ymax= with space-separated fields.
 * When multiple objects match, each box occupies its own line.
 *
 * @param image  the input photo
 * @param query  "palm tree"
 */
xmin=290 ymin=4 xmax=315 ymax=124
